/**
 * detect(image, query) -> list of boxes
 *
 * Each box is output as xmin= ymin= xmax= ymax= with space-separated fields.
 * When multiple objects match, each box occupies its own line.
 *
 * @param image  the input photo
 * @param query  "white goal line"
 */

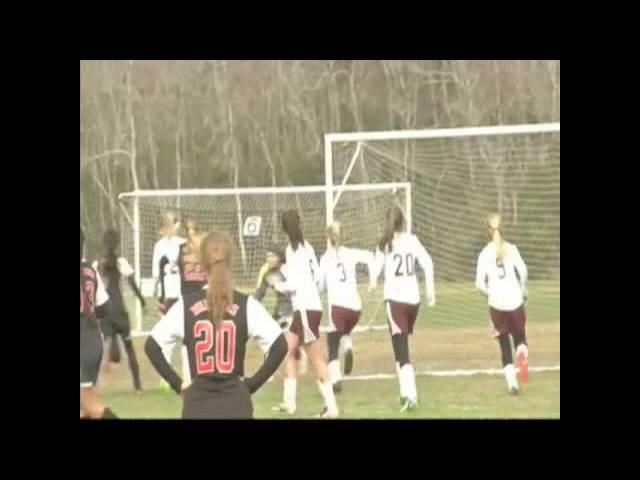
xmin=344 ymin=365 xmax=560 ymax=381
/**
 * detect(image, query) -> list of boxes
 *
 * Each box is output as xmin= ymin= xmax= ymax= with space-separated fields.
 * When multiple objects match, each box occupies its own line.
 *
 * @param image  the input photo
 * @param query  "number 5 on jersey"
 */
xmin=193 ymin=320 xmax=237 ymax=374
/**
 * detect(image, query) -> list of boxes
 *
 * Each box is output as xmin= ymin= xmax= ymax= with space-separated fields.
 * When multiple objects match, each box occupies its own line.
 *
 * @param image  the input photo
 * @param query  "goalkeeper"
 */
xmin=255 ymin=246 xmax=307 ymax=377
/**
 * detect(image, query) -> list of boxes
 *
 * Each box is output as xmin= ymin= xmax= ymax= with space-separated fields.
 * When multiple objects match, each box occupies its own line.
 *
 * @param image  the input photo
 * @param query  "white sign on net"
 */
xmin=243 ymin=216 xmax=262 ymax=237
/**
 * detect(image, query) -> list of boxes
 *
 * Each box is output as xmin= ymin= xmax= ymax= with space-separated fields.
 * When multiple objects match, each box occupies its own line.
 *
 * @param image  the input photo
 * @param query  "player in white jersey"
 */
xmin=475 ymin=213 xmax=529 ymax=394
xmin=272 ymin=210 xmax=339 ymax=418
xmin=318 ymin=221 xmax=375 ymax=393
xmin=151 ymin=211 xmax=186 ymax=390
xmin=371 ymin=207 xmax=435 ymax=412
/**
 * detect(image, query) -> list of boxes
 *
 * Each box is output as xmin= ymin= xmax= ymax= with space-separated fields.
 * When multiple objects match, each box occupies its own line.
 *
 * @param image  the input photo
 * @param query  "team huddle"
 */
xmin=80 ymin=207 xmax=530 ymax=419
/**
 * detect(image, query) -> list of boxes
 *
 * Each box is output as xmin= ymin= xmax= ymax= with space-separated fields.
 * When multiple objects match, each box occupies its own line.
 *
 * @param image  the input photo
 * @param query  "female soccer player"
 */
xmin=151 ymin=211 xmax=186 ymax=387
xmin=80 ymin=227 xmax=118 ymax=419
xmin=144 ymin=230 xmax=288 ymax=419
xmin=273 ymin=210 xmax=339 ymax=418
xmin=94 ymin=229 xmax=146 ymax=393
xmin=318 ymin=221 xmax=375 ymax=393
xmin=371 ymin=206 xmax=435 ymax=412
xmin=475 ymin=213 xmax=529 ymax=394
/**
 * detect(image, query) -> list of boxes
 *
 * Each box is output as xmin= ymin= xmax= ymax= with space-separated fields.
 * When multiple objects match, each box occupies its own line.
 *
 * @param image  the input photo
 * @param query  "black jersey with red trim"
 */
xmin=80 ymin=261 xmax=109 ymax=320
xmin=178 ymin=243 xmax=207 ymax=297
xmin=149 ymin=287 xmax=282 ymax=386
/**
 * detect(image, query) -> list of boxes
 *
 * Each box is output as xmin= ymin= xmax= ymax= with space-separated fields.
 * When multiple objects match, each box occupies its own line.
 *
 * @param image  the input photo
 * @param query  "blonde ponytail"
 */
xmin=487 ymin=213 xmax=505 ymax=264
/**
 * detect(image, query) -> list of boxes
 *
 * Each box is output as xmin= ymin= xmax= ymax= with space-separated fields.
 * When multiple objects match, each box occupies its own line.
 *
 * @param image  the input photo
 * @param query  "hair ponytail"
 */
xmin=487 ymin=213 xmax=506 ymax=265
xmin=201 ymin=231 xmax=234 ymax=326
xmin=378 ymin=206 xmax=404 ymax=252
xmin=282 ymin=210 xmax=304 ymax=251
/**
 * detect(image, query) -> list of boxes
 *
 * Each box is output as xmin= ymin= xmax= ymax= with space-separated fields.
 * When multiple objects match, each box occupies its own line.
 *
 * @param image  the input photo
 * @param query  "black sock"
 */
xmin=498 ymin=334 xmax=513 ymax=366
xmin=513 ymin=331 xmax=527 ymax=351
xmin=124 ymin=338 xmax=142 ymax=390
xmin=327 ymin=332 xmax=341 ymax=362
xmin=391 ymin=334 xmax=410 ymax=367
xmin=110 ymin=336 xmax=121 ymax=363
xmin=101 ymin=408 xmax=118 ymax=419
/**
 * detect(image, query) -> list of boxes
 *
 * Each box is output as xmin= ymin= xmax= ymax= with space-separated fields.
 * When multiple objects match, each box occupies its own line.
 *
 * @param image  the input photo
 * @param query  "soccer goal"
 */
xmin=118 ymin=182 xmax=410 ymax=335
xmin=325 ymin=122 xmax=560 ymax=335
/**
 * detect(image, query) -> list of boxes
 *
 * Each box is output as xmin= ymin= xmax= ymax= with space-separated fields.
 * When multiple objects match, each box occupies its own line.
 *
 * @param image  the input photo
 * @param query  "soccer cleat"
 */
xmin=343 ymin=349 xmax=354 ymax=375
xmin=333 ymin=381 xmax=343 ymax=394
xmin=271 ymin=403 xmax=296 ymax=415
xmin=135 ymin=388 xmax=143 ymax=396
xmin=316 ymin=406 xmax=339 ymax=419
xmin=400 ymin=398 xmax=418 ymax=412
xmin=509 ymin=386 xmax=519 ymax=395
xmin=517 ymin=351 xmax=529 ymax=383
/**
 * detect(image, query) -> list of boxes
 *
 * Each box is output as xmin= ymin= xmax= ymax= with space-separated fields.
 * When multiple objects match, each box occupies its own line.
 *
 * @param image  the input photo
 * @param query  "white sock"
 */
xmin=317 ymin=380 xmax=339 ymax=414
xmin=328 ymin=360 xmax=342 ymax=385
xmin=399 ymin=364 xmax=417 ymax=402
xmin=516 ymin=344 xmax=529 ymax=359
xmin=284 ymin=378 xmax=297 ymax=409
xmin=341 ymin=335 xmax=353 ymax=351
xmin=504 ymin=364 xmax=518 ymax=390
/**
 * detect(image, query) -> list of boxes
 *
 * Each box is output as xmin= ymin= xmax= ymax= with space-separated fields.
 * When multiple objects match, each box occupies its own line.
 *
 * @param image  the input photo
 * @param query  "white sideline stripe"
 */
xmin=343 ymin=365 xmax=560 ymax=381
xmin=131 ymin=324 xmax=389 ymax=337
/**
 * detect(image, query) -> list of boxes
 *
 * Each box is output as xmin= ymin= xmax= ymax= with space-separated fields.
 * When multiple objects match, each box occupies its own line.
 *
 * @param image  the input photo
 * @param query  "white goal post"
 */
xmin=119 ymin=182 xmax=411 ymax=335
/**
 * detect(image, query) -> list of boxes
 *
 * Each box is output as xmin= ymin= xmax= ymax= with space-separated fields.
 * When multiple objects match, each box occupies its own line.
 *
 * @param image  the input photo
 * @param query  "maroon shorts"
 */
xmin=289 ymin=310 xmax=323 ymax=345
xmin=489 ymin=305 xmax=527 ymax=337
xmin=330 ymin=306 xmax=361 ymax=334
xmin=385 ymin=300 xmax=420 ymax=335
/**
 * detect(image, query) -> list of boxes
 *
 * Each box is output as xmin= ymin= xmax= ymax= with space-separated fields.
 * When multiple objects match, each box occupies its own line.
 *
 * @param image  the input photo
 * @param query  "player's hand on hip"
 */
xmin=179 ymin=380 xmax=191 ymax=397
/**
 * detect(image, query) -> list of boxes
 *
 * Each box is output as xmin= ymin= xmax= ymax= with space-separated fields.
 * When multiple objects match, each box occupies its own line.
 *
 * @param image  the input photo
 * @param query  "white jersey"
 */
xmin=319 ymin=246 xmax=374 ymax=311
xmin=475 ymin=241 xmax=528 ymax=311
xmin=280 ymin=240 xmax=322 ymax=312
xmin=373 ymin=232 xmax=435 ymax=305
xmin=151 ymin=236 xmax=186 ymax=299
xmin=95 ymin=269 xmax=109 ymax=307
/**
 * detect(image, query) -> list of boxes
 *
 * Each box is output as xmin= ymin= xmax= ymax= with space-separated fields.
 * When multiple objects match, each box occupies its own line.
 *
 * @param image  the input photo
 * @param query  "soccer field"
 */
xmin=103 ymin=280 xmax=559 ymax=419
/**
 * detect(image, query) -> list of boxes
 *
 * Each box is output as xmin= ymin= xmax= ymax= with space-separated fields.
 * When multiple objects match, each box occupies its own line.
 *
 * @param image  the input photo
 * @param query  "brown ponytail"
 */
xmin=282 ymin=210 xmax=304 ymax=251
xmin=200 ymin=231 xmax=234 ymax=326
xmin=378 ymin=206 xmax=404 ymax=252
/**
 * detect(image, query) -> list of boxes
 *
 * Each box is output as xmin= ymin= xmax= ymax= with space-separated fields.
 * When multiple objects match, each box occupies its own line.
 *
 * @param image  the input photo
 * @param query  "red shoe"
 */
xmin=517 ymin=351 xmax=529 ymax=383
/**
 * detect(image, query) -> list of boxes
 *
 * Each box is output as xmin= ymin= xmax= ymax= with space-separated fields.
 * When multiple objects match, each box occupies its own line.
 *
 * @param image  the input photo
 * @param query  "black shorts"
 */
xmin=80 ymin=317 xmax=103 ymax=388
xmin=182 ymin=379 xmax=253 ymax=419
xmin=101 ymin=310 xmax=131 ymax=339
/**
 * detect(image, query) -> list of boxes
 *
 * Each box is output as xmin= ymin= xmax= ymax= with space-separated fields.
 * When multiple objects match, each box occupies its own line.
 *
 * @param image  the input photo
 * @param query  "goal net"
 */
xmin=325 ymin=123 xmax=560 ymax=338
xmin=119 ymin=183 xmax=410 ymax=335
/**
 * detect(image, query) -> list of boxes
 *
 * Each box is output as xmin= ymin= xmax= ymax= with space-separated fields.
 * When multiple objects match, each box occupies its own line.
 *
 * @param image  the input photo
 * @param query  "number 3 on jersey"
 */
xmin=193 ymin=320 xmax=237 ymax=374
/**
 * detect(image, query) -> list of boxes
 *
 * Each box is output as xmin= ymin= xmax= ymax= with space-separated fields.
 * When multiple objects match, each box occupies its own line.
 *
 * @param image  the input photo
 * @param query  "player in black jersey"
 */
xmin=145 ymin=230 xmax=288 ymax=419
xmin=80 ymin=227 xmax=118 ymax=419
xmin=178 ymin=219 xmax=207 ymax=297
xmin=94 ymin=229 xmax=145 ymax=393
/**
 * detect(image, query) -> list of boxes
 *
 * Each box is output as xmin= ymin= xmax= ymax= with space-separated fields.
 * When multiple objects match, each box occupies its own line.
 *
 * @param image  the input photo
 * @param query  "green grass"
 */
xmin=104 ymin=280 xmax=559 ymax=419
xmin=104 ymin=371 xmax=559 ymax=419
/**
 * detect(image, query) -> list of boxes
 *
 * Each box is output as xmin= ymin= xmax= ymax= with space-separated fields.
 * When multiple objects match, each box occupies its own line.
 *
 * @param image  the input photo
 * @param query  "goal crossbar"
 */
xmin=325 ymin=122 xmax=560 ymax=144
xmin=118 ymin=182 xmax=410 ymax=200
